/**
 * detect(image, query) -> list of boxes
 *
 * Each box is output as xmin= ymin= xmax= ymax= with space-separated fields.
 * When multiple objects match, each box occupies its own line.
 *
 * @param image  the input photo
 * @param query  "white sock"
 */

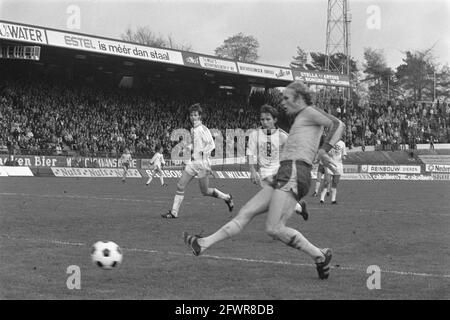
xmin=283 ymin=228 xmax=324 ymax=260
xmin=315 ymin=181 xmax=320 ymax=193
xmin=331 ymin=188 xmax=337 ymax=202
xmin=213 ymin=188 xmax=230 ymax=200
xmin=199 ymin=219 xmax=243 ymax=250
xmin=295 ymin=202 xmax=302 ymax=212
xmin=320 ymin=188 xmax=327 ymax=201
xmin=160 ymin=176 xmax=164 ymax=185
xmin=146 ymin=176 xmax=153 ymax=184
xmin=171 ymin=194 xmax=184 ymax=216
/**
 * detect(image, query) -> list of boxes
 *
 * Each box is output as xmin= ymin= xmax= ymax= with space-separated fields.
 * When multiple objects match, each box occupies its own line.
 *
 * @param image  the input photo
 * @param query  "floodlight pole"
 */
xmin=325 ymin=0 xmax=351 ymax=105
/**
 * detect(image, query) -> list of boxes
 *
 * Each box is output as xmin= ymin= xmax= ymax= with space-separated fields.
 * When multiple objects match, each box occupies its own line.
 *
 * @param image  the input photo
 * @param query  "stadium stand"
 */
xmin=1 ymin=73 xmax=449 ymax=160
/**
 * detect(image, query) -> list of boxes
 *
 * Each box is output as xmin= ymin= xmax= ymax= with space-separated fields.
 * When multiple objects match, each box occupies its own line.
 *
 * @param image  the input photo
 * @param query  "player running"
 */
xmin=146 ymin=144 xmax=167 ymax=187
xmin=319 ymin=139 xmax=347 ymax=204
xmin=120 ymin=148 xmax=132 ymax=182
xmin=312 ymin=135 xmax=328 ymax=197
xmin=184 ymin=81 xmax=344 ymax=279
xmin=247 ymin=104 xmax=309 ymax=221
xmin=162 ymin=103 xmax=234 ymax=219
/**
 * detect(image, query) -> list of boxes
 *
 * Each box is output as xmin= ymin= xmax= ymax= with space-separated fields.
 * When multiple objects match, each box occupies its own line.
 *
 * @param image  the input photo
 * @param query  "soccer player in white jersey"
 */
xmin=162 ymin=103 xmax=234 ymax=218
xmin=320 ymin=139 xmax=347 ymax=204
xmin=312 ymin=134 xmax=330 ymax=197
xmin=184 ymin=81 xmax=344 ymax=279
xmin=146 ymin=144 xmax=167 ymax=187
xmin=120 ymin=148 xmax=132 ymax=182
xmin=247 ymin=104 xmax=309 ymax=221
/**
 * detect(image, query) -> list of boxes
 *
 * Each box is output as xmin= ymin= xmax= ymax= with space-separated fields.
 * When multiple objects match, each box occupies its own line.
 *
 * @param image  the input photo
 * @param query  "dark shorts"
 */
xmin=318 ymin=163 xmax=325 ymax=174
xmin=270 ymin=160 xmax=312 ymax=201
xmin=123 ymin=163 xmax=130 ymax=169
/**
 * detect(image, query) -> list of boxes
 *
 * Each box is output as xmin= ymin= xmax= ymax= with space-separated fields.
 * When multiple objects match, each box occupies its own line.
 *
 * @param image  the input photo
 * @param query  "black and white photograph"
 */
xmin=0 ymin=0 xmax=449 ymax=306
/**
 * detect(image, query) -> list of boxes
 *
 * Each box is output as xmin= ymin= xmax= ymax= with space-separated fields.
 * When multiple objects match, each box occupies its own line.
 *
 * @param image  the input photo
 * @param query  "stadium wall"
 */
xmin=2 ymin=165 xmax=449 ymax=180
xmin=2 ymin=149 xmax=450 ymax=180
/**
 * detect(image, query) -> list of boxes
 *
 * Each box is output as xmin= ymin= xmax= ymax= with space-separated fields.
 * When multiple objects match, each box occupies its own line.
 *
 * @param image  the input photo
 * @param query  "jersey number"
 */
xmin=266 ymin=142 xmax=272 ymax=157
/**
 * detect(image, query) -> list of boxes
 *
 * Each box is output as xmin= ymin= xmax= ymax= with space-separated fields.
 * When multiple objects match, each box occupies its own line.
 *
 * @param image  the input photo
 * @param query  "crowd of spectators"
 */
xmin=318 ymin=93 xmax=450 ymax=151
xmin=1 ymin=76 xmax=449 ymax=160
xmin=0 ymin=78 xmax=259 ymax=158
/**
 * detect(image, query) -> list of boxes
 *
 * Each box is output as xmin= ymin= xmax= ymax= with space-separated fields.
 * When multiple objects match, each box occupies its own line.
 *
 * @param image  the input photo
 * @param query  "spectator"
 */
xmin=4 ymin=155 xmax=19 ymax=166
xmin=1 ymin=75 xmax=449 ymax=158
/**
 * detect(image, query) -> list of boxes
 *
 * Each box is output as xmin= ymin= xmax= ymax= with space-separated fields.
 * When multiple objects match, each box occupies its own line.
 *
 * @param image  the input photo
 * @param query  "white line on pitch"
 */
xmin=0 ymin=192 xmax=167 ymax=203
xmin=0 ymin=192 xmax=219 ymax=207
xmin=2 ymin=234 xmax=449 ymax=279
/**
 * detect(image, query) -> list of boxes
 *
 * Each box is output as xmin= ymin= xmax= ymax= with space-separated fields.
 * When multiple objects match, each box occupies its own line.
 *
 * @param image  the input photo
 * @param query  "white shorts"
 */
xmin=260 ymin=175 xmax=275 ymax=187
xmin=260 ymin=166 xmax=279 ymax=180
xmin=152 ymin=164 xmax=163 ymax=174
xmin=184 ymin=159 xmax=211 ymax=178
xmin=325 ymin=163 xmax=343 ymax=176
xmin=259 ymin=166 xmax=279 ymax=188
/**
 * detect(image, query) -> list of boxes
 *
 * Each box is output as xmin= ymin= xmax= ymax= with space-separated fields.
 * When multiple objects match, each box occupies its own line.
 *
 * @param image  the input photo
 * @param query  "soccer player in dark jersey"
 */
xmin=184 ymin=81 xmax=344 ymax=279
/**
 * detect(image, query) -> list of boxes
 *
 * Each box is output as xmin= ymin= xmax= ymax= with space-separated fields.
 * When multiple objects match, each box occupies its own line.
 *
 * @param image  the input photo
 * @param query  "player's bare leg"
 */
xmin=163 ymin=171 xmax=194 ymax=218
xmin=156 ymin=168 xmax=166 ymax=186
xmin=265 ymin=189 xmax=331 ymax=279
xmin=331 ymin=175 xmax=341 ymax=204
xmin=313 ymin=173 xmax=322 ymax=196
xmin=319 ymin=173 xmax=331 ymax=203
xmin=122 ymin=167 xmax=127 ymax=182
xmin=159 ymin=173 xmax=166 ymax=186
xmin=146 ymin=171 xmax=153 ymax=185
xmin=198 ymin=174 xmax=234 ymax=212
xmin=184 ymin=186 xmax=273 ymax=256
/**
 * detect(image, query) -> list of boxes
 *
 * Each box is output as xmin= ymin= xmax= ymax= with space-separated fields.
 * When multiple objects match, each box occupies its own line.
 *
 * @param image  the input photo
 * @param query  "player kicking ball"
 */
xmin=247 ymin=104 xmax=309 ymax=221
xmin=319 ymin=139 xmax=347 ymax=204
xmin=120 ymin=148 xmax=132 ymax=183
xmin=184 ymin=81 xmax=344 ymax=280
xmin=146 ymin=144 xmax=168 ymax=187
xmin=162 ymin=103 xmax=234 ymax=219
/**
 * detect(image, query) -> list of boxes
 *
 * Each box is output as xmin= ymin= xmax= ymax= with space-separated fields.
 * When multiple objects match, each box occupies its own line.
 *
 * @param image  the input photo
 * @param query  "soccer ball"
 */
xmin=91 ymin=241 xmax=123 ymax=269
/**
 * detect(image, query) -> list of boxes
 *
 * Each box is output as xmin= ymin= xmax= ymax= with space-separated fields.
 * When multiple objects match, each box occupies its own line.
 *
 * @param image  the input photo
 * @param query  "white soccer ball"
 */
xmin=91 ymin=241 xmax=123 ymax=270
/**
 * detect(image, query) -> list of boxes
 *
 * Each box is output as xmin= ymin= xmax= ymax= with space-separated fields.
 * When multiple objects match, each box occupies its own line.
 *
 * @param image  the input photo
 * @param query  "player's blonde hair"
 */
xmin=286 ymin=81 xmax=313 ymax=106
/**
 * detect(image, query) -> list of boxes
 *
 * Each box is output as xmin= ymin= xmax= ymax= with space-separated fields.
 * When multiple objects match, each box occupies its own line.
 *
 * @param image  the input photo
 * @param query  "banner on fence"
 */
xmin=51 ymin=167 xmax=141 ymax=178
xmin=0 ymin=166 xmax=34 ymax=176
xmin=425 ymin=164 xmax=450 ymax=173
xmin=371 ymin=173 xmax=433 ymax=181
xmin=361 ymin=165 xmax=421 ymax=174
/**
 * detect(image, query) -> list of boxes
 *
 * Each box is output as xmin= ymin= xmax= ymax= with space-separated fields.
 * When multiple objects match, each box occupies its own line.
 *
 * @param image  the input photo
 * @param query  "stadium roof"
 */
xmin=0 ymin=20 xmax=350 ymax=88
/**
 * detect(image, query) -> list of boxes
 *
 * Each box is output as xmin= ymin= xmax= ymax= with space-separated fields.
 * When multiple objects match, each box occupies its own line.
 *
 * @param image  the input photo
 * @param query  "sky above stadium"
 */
xmin=1 ymin=0 xmax=449 ymax=70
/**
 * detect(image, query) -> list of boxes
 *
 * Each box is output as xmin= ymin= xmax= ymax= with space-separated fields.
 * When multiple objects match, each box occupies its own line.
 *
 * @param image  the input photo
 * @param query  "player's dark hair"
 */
xmin=189 ymin=103 xmax=202 ymax=116
xmin=155 ymin=144 xmax=162 ymax=152
xmin=286 ymin=81 xmax=313 ymax=106
xmin=260 ymin=104 xmax=279 ymax=119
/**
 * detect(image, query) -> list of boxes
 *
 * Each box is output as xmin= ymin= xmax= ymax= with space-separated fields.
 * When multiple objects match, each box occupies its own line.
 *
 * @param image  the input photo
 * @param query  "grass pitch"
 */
xmin=1 ymin=177 xmax=449 ymax=299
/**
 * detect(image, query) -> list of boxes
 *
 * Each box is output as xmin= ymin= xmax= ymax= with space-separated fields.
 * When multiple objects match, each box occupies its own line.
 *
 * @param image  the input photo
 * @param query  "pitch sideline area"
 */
xmin=0 ymin=177 xmax=449 ymax=299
